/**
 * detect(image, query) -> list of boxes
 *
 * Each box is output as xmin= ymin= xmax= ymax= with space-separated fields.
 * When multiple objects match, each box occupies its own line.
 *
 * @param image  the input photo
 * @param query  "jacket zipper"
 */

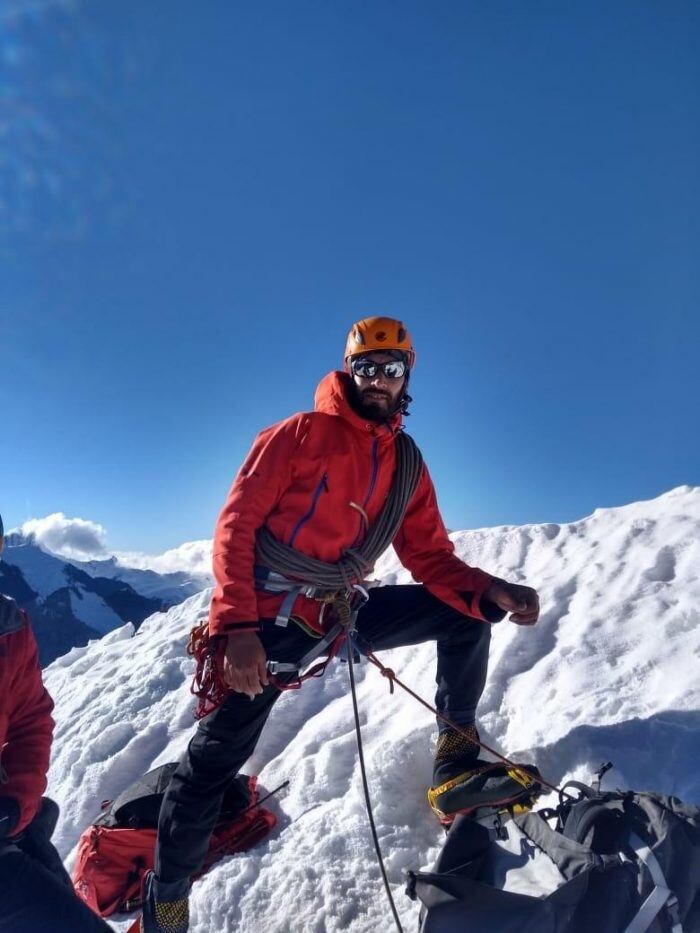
xmin=289 ymin=473 xmax=329 ymax=547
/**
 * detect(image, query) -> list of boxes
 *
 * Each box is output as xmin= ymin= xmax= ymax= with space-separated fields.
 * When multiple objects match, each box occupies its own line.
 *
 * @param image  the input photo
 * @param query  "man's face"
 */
xmin=348 ymin=352 xmax=407 ymax=421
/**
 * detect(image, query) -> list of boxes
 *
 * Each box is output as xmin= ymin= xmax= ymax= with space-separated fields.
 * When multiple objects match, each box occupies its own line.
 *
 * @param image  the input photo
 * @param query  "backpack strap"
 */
xmin=560 ymin=780 xmax=600 ymax=799
xmin=622 ymin=833 xmax=683 ymax=933
xmin=513 ymin=811 xmax=609 ymax=880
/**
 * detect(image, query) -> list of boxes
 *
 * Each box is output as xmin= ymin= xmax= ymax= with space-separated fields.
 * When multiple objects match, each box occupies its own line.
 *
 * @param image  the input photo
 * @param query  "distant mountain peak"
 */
xmin=1 ymin=537 xmax=207 ymax=665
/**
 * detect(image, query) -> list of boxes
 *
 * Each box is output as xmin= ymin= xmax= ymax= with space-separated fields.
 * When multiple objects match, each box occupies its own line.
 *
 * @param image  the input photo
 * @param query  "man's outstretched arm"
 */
xmin=392 ymin=465 xmax=540 ymax=625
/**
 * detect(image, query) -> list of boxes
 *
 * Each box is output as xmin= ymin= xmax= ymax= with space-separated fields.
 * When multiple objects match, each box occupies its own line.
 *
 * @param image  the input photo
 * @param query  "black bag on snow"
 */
xmin=94 ymin=761 xmax=251 ymax=829
xmin=407 ymin=783 xmax=700 ymax=933
xmin=72 ymin=763 xmax=274 ymax=917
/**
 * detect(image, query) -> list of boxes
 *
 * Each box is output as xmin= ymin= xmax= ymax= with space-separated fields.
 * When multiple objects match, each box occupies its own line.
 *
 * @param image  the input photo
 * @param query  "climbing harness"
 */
xmin=263 ymin=585 xmax=370 ymax=690
xmin=189 ymin=430 xmax=423 ymax=716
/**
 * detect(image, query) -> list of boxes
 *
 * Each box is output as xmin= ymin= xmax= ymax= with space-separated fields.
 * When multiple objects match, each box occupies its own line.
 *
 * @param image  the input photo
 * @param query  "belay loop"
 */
xmin=332 ymin=583 xmax=369 ymax=631
xmin=188 ymin=585 xmax=373 ymax=716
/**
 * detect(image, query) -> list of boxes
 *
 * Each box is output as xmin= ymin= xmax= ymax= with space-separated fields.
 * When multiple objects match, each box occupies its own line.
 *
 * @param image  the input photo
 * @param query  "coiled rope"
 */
xmin=190 ymin=431 xmax=423 ymax=718
xmin=255 ymin=431 xmax=423 ymax=588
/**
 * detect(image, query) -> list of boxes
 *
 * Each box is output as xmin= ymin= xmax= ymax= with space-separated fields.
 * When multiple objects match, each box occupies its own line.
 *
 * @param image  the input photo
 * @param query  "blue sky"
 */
xmin=2 ymin=0 xmax=699 ymax=554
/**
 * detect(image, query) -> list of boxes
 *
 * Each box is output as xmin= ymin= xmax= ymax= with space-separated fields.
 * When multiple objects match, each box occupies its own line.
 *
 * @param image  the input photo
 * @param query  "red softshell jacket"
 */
xmin=209 ymin=371 xmax=493 ymax=637
xmin=0 ymin=595 xmax=55 ymax=835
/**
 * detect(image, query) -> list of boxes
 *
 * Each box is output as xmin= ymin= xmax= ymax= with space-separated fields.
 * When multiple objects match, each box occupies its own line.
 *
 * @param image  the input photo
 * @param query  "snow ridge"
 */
xmin=45 ymin=487 xmax=700 ymax=931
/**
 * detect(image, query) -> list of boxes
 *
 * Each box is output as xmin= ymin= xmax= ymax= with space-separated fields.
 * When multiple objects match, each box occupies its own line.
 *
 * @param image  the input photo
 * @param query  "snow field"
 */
xmin=44 ymin=486 xmax=700 ymax=931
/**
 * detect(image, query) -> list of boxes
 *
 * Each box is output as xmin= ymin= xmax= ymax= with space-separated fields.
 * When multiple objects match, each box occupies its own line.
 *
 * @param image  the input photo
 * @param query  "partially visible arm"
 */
xmin=209 ymin=417 xmax=303 ymax=637
xmin=1 ymin=617 xmax=54 ymax=836
xmin=481 ymin=577 xmax=540 ymax=625
xmin=392 ymin=465 xmax=494 ymax=620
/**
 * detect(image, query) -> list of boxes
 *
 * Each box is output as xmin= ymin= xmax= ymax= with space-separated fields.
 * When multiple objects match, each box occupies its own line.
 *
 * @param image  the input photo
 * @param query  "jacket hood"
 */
xmin=314 ymin=371 xmax=403 ymax=437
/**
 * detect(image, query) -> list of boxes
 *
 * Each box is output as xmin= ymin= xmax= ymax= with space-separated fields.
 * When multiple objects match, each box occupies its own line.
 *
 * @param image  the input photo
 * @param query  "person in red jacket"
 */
xmin=141 ymin=317 xmax=540 ymax=933
xmin=0 ymin=514 xmax=112 ymax=932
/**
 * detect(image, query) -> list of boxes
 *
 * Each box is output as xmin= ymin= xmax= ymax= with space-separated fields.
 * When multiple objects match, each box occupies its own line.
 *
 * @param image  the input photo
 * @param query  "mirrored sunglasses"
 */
xmin=350 ymin=358 xmax=407 ymax=380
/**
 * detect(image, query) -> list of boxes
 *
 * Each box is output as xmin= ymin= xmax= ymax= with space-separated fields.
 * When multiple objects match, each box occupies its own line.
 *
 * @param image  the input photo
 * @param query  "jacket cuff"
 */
xmin=459 ymin=570 xmax=496 ymax=621
xmin=478 ymin=595 xmax=508 ymax=623
xmin=476 ymin=575 xmax=508 ymax=622
xmin=0 ymin=796 xmax=21 ymax=840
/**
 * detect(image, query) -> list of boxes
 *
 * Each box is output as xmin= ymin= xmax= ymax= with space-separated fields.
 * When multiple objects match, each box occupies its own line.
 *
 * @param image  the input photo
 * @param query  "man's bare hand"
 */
xmin=483 ymin=579 xmax=540 ymax=626
xmin=222 ymin=632 xmax=269 ymax=697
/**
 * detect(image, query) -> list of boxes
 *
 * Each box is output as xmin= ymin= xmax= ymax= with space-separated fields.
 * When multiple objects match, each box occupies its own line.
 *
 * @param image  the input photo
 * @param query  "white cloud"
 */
xmin=114 ymin=540 xmax=212 ymax=578
xmin=10 ymin=512 xmax=212 ymax=578
xmin=17 ymin=512 xmax=108 ymax=560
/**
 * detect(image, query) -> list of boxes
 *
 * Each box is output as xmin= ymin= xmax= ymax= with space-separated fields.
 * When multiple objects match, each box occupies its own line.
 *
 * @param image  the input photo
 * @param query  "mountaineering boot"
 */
xmin=139 ymin=871 xmax=189 ymax=933
xmin=428 ymin=760 xmax=543 ymax=824
xmin=431 ymin=724 xmax=482 ymax=788
xmin=428 ymin=726 xmax=542 ymax=824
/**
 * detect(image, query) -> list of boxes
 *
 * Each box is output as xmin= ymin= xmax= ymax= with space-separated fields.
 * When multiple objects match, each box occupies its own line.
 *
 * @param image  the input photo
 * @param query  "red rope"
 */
xmin=364 ymin=650 xmax=569 ymax=799
xmin=188 ymin=623 xmax=229 ymax=719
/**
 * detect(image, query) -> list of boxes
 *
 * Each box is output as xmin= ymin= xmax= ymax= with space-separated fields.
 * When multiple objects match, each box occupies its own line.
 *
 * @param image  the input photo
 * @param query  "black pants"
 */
xmin=0 ymin=801 xmax=112 ymax=932
xmin=156 ymin=585 xmax=491 ymax=883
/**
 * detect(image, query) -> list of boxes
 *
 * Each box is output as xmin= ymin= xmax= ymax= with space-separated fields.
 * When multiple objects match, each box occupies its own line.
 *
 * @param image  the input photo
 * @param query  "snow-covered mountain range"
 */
xmin=43 ymin=485 xmax=700 ymax=932
xmin=0 ymin=534 xmax=210 ymax=664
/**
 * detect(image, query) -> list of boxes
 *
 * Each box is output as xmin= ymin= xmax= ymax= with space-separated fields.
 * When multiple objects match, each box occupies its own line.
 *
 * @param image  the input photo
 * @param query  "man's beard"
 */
xmin=348 ymin=382 xmax=403 ymax=421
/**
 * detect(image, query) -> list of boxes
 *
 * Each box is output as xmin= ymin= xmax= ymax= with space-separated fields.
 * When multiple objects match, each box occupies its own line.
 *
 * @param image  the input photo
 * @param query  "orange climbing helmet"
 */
xmin=343 ymin=316 xmax=416 ymax=370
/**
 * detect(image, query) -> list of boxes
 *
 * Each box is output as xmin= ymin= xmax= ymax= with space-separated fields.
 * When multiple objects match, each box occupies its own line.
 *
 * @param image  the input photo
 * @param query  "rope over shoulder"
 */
xmin=255 ymin=431 xmax=424 ymax=588
xmin=189 ymin=432 xmax=423 ymax=717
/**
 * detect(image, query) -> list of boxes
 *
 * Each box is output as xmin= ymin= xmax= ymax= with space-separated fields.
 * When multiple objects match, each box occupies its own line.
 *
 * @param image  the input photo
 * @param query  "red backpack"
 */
xmin=72 ymin=763 xmax=276 ymax=917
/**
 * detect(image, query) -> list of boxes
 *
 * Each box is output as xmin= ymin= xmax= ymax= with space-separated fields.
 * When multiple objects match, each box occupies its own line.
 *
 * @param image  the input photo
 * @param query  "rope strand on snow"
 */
xmin=363 ymin=649 xmax=572 ymax=800
xmin=346 ymin=640 xmax=404 ymax=933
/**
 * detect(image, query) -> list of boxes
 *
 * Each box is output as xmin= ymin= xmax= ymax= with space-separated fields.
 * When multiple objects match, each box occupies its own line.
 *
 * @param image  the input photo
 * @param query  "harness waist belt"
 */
xmin=254 ymin=565 xmax=336 ymax=627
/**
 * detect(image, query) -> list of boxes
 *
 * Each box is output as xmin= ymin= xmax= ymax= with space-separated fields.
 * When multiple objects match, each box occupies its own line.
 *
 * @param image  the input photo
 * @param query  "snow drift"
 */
xmin=44 ymin=486 xmax=700 ymax=931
